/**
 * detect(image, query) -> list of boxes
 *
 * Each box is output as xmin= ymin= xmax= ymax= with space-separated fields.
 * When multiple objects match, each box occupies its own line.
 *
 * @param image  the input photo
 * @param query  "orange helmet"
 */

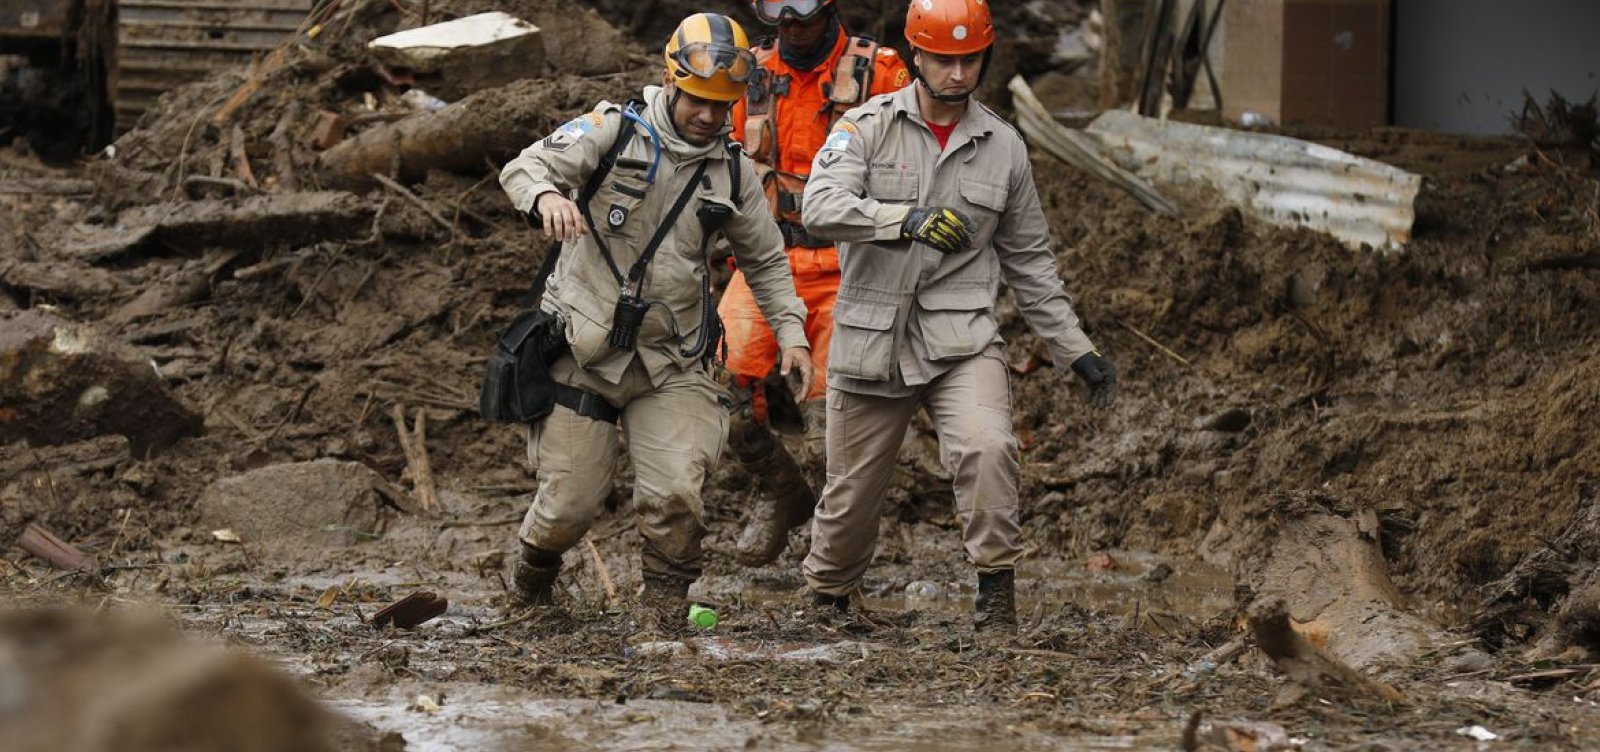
xmin=904 ymin=0 xmax=994 ymax=56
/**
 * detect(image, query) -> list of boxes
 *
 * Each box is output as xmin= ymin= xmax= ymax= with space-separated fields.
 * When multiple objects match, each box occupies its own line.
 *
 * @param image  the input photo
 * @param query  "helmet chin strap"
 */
xmin=910 ymin=48 xmax=993 ymax=104
xmin=918 ymin=77 xmax=973 ymax=103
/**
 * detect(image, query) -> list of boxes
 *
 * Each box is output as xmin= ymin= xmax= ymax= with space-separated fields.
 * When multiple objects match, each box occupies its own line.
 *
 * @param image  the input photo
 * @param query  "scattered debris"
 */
xmin=1476 ymin=481 xmax=1600 ymax=658
xmin=1205 ymin=719 xmax=1292 ymax=752
xmin=1517 ymin=91 xmax=1600 ymax=155
xmin=16 ymin=523 xmax=98 ymax=572
xmin=210 ymin=529 xmax=243 ymax=544
xmin=1009 ymin=75 xmax=1178 ymax=214
xmin=389 ymin=405 xmax=441 ymax=514
xmin=369 ymin=12 xmax=545 ymax=102
xmin=0 ymin=309 xmax=203 ymax=458
xmin=1455 ymin=725 xmax=1499 ymax=742
xmin=1086 ymin=552 xmax=1121 ymax=572
xmin=372 ymin=590 xmax=449 ymax=629
xmin=1083 ymin=110 xmax=1423 ymax=250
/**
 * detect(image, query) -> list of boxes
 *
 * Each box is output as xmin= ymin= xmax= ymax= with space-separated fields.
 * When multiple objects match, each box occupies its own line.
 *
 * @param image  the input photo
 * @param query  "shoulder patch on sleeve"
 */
xmin=542 ymin=111 xmax=605 ymax=151
xmin=892 ymin=68 xmax=910 ymax=88
xmin=820 ymin=120 xmax=857 ymax=152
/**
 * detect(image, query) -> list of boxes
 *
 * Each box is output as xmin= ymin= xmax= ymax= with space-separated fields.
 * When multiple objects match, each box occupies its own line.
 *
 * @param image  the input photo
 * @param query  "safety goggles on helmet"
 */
xmin=670 ymin=41 xmax=757 ymax=83
xmin=752 ymin=0 xmax=832 ymax=24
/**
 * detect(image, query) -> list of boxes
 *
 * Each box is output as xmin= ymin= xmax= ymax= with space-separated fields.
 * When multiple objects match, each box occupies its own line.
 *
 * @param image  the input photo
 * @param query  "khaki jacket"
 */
xmin=801 ymin=85 xmax=1096 ymax=396
xmin=501 ymin=86 xmax=808 ymax=386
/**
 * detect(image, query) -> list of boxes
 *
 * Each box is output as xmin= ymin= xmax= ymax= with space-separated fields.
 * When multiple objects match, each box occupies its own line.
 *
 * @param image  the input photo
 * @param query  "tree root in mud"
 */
xmin=0 ymin=309 xmax=203 ymax=458
xmin=1248 ymin=599 xmax=1404 ymax=704
xmin=1228 ymin=491 xmax=1445 ymax=672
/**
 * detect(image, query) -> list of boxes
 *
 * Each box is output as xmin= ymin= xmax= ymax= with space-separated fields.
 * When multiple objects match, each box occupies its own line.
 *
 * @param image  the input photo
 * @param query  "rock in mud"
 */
xmin=0 ymin=310 xmax=203 ymax=458
xmin=0 ymin=607 xmax=365 ymax=752
xmin=196 ymin=460 xmax=403 ymax=556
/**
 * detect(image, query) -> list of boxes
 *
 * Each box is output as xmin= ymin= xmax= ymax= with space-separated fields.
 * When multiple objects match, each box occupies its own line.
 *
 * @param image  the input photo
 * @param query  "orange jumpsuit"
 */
xmin=719 ymin=29 xmax=910 ymax=406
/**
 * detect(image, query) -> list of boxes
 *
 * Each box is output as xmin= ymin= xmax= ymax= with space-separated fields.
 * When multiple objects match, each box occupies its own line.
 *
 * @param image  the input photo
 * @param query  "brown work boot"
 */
xmin=974 ymin=570 xmax=1018 ymax=636
xmin=507 ymin=543 xmax=562 ymax=609
xmin=729 ymin=417 xmax=817 ymax=567
xmin=634 ymin=573 xmax=693 ymax=636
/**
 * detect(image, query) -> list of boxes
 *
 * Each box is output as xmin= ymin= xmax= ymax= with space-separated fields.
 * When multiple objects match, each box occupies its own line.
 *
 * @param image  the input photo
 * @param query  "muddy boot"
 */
xmin=508 ymin=543 xmax=562 ymax=609
xmin=730 ymin=416 xmax=817 ymax=567
xmin=798 ymin=398 xmax=828 ymax=488
xmin=974 ymin=570 xmax=1018 ymax=636
xmin=634 ymin=573 xmax=694 ymax=636
xmin=810 ymin=591 xmax=850 ymax=614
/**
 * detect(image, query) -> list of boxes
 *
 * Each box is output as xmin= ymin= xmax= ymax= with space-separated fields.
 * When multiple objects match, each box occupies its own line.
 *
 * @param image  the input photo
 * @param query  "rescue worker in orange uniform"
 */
xmin=719 ymin=0 xmax=910 ymax=567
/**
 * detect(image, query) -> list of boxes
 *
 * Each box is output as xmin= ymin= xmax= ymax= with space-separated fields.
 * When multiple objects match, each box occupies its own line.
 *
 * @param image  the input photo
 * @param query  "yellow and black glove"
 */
xmin=1070 ymin=350 xmax=1117 ymax=410
xmin=900 ymin=206 xmax=976 ymax=254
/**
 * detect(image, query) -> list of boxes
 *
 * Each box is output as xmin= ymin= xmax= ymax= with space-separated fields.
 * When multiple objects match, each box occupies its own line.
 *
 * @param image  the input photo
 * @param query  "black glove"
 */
xmin=1070 ymin=350 xmax=1117 ymax=410
xmin=900 ymin=206 xmax=976 ymax=254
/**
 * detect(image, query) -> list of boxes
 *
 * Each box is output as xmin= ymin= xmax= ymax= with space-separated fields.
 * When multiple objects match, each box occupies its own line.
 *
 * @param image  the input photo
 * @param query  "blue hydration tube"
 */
xmin=622 ymin=107 xmax=663 ymax=184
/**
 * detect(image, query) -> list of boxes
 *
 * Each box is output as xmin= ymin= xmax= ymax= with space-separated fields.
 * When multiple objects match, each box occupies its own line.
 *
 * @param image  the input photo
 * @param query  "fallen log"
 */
xmin=52 ymin=192 xmax=370 ymax=262
xmin=0 ymin=310 xmax=203 ymax=458
xmin=106 ymin=251 xmax=239 ymax=325
xmin=16 ymin=523 xmax=99 ymax=571
xmin=0 ymin=178 xmax=95 ymax=196
xmin=317 ymin=76 xmax=624 ymax=189
xmin=0 ymin=259 xmax=127 ymax=300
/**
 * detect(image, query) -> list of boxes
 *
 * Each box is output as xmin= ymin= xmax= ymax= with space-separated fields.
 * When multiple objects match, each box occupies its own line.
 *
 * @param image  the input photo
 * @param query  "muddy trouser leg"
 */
xmin=729 ymin=396 xmax=817 ymax=566
xmin=801 ymin=386 xmax=921 ymax=597
xmin=518 ymin=357 xmax=621 ymax=558
xmin=922 ymin=351 xmax=1024 ymax=574
xmin=624 ymin=364 xmax=727 ymax=584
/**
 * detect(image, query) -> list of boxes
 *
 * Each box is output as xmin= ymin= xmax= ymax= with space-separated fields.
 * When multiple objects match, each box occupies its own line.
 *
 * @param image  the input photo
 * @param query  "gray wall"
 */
xmin=1395 ymin=0 xmax=1600 ymax=134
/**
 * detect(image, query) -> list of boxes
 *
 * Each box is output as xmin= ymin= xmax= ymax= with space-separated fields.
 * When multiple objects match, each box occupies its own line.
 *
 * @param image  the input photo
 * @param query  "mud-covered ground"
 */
xmin=4 ymin=1 xmax=1600 ymax=750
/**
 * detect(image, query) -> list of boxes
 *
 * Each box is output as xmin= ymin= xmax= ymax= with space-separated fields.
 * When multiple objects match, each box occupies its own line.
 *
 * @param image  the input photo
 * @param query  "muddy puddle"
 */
xmin=703 ymin=551 xmax=1233 ymax=632
xmin=331 ymin=685 xmax=1178 ymax=751
xmin=282 ymin=551 xmax=1225 ymax=750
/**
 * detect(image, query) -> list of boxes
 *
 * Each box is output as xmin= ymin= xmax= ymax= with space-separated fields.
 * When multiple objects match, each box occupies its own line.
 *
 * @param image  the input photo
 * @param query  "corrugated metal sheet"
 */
xmin=1084 ymin=110 xmax=1423 ymax=251
xmin=115 ymin=0 xmax=314 ymax=130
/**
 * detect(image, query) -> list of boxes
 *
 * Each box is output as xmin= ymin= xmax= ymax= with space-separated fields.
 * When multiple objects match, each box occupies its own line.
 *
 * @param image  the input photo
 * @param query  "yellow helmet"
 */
xmin=664 ymin=13 xmax=756 ymax=102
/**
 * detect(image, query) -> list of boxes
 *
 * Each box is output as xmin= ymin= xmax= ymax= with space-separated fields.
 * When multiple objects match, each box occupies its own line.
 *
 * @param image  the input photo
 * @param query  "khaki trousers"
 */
xmin=802 ymin=351 xmax=1023 ymax=596
xmin=518 ymin=355 xmax=727 ymax=580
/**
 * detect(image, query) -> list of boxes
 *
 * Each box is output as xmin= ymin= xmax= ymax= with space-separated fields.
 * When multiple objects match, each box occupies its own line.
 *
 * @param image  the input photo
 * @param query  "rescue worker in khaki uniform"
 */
xmin=720 ymin=0 xmax=911 ymax=566
xmin=798 ymin=0 xmax=1118 ymax=634
xmin=498 ymin=13 xmax=814 ymax=620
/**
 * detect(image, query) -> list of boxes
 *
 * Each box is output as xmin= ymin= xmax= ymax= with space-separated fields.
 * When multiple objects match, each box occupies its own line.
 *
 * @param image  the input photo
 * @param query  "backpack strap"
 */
xmin=577 ymin=99 xmax=646 ymax=285
xmin=827 ymin=35 xmax=880 ymax=117
xmin=743 ymin=41 xmax=784 ymax=168
xmin=725 ymin=140 xmax=742 ymax=210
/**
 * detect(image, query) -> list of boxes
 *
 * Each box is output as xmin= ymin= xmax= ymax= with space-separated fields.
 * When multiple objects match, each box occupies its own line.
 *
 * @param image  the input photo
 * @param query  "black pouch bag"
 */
xmin=479 ymin=309 xmax=568 ymax=424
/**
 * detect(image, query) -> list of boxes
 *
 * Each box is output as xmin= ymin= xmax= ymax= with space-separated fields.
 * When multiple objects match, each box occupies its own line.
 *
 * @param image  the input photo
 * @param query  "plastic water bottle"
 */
xmin=905 ymin=580 xmax=941 ymax=609
xmin=687 ymin=604 xmax=718 ymax=629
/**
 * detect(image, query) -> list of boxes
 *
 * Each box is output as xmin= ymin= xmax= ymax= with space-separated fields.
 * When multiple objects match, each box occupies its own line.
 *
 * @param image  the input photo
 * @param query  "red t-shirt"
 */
xmin=927 ymin=118 xmax=958 ymax=150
